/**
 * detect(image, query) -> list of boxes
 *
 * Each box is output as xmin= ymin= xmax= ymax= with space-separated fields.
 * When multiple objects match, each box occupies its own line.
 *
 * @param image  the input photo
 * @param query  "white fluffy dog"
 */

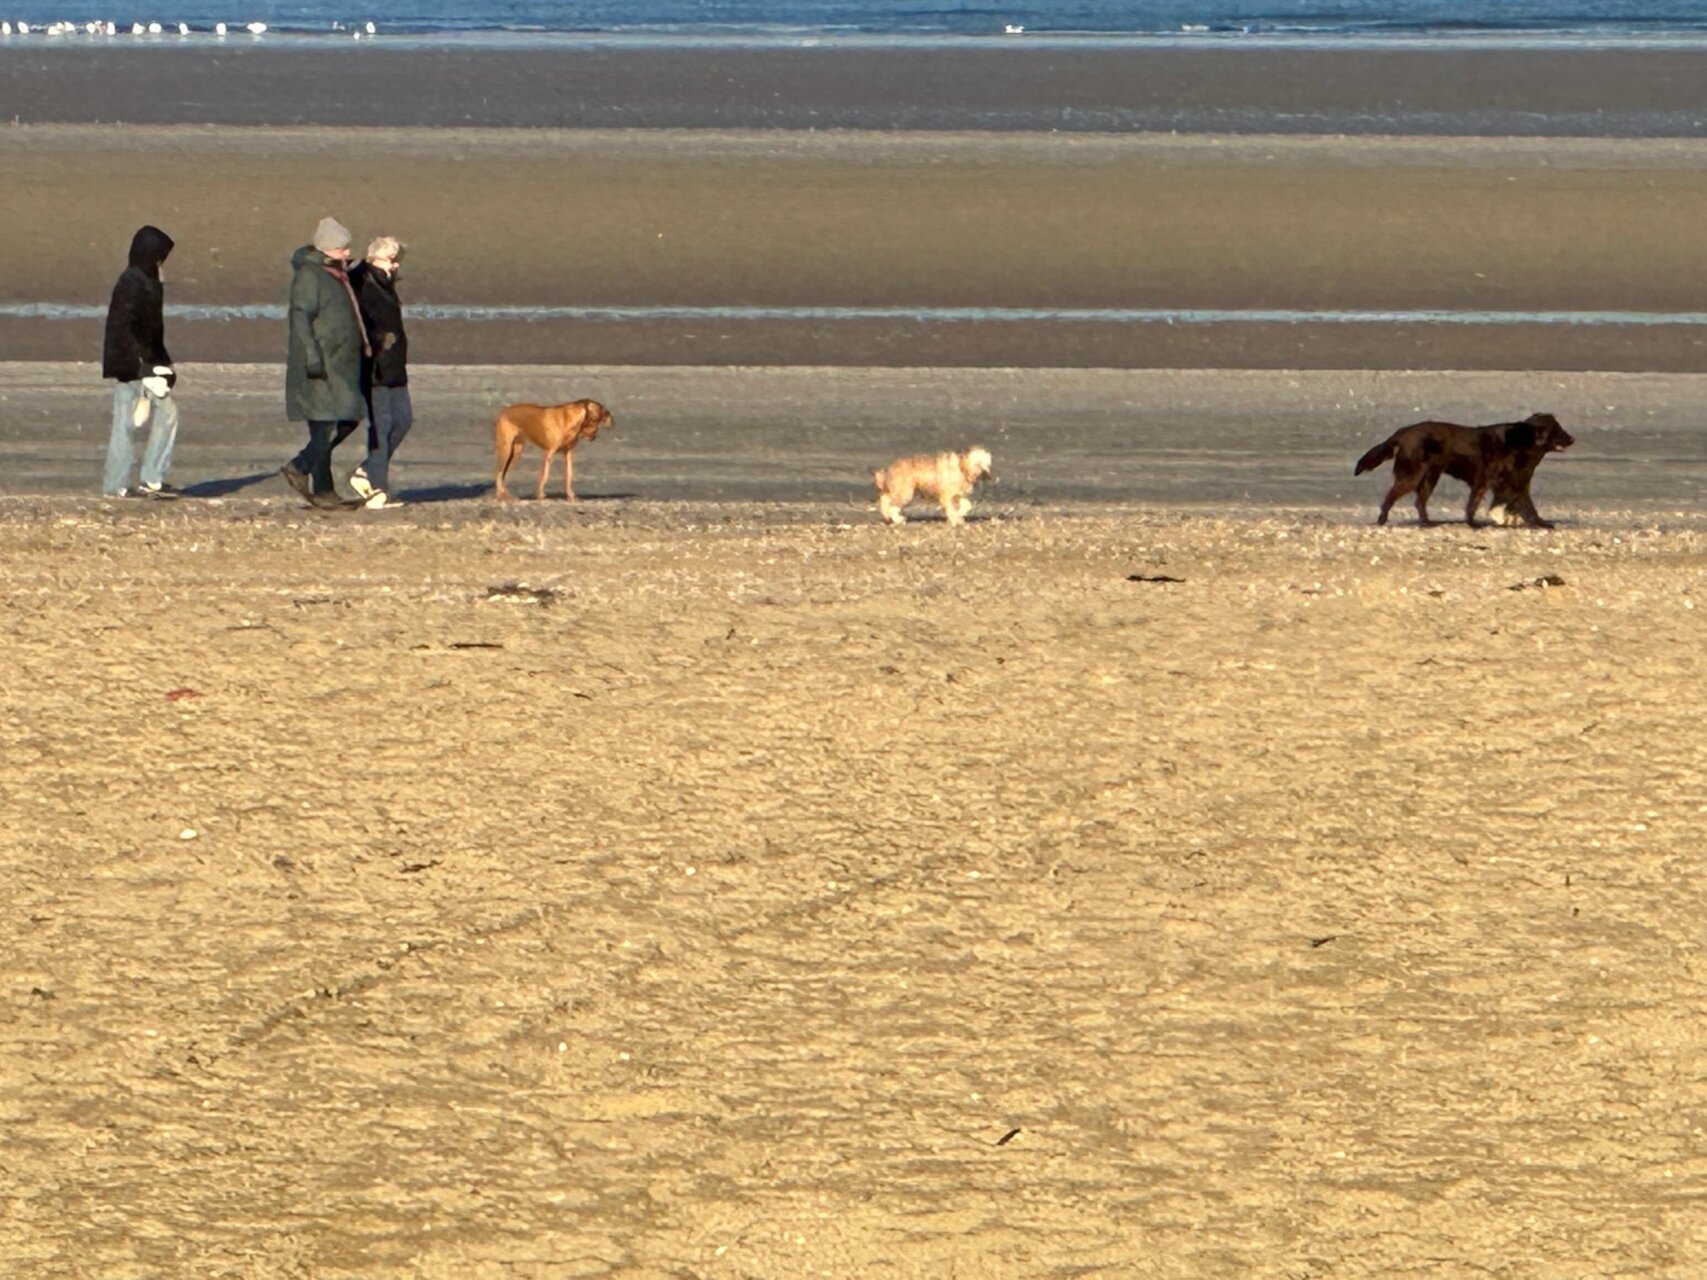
xmin=873 ymin=446 xmax=993 ymax=527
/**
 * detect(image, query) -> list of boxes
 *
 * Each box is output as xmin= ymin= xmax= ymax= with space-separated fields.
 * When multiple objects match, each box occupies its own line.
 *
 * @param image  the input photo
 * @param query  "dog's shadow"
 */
xmin=889 ymin=510 xmax=1005 ymax=525
xmin=401 ymin=484 xmax=641 ymax=505
xmin=180 ymin=471 xmax=278 ymax=499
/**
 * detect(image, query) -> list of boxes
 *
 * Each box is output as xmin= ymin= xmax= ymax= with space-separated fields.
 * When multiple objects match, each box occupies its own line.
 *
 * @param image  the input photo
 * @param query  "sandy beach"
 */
xmin=4 ymin=361 xmax=1707 ymax=1273
xmin=4 ymin=495 xmax=1707 ymax=1277
xmin=6 ymin=31 xmax=1707 ymax=1278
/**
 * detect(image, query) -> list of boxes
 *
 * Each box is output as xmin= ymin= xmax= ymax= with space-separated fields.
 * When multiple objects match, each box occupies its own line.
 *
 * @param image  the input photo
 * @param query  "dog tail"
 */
xmin=1354 ymin=435 xmax=1398 ymax=476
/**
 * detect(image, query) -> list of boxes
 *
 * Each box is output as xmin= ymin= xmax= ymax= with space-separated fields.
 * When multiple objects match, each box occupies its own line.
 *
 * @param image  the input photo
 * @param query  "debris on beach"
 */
xmin=1510 ymin=574 xmax=1567 ymax=591
xmin=484 ymin=582 xmax=560 ymax=605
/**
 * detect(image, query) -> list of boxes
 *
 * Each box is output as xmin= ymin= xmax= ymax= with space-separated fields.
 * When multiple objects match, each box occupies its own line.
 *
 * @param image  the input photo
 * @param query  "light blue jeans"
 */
xmin=103 ymin=380 xmax=179 ymax=495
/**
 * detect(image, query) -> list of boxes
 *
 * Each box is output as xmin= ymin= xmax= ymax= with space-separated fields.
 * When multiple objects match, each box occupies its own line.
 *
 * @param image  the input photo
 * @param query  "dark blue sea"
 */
xmin=3 ymin=0 xmax=1706 ymax=40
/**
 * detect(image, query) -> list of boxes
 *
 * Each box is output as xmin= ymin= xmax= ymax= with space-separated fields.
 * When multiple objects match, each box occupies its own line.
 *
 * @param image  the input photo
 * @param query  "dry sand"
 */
xmin=3 ymin=492 xmax=1706 ymax=1277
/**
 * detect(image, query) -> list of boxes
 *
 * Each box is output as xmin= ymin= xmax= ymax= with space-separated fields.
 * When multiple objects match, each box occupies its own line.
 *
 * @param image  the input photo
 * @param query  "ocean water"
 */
xmin=2 ymin=0 xmax=1705 ymax=40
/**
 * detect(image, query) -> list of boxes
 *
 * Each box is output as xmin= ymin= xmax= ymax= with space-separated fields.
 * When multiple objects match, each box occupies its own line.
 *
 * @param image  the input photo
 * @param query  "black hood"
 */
xmin=127 ymin=225 xmax=174 ymax=278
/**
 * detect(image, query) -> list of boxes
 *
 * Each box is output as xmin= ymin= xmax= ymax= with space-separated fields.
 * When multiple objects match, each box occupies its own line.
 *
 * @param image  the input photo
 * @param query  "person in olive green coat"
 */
xmin=280 ymin=216 xmax=370 ymax=508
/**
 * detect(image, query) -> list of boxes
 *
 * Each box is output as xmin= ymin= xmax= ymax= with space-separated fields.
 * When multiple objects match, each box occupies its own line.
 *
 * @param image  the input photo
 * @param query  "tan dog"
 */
xmin=493 ymin=399 xmax=613 ymax=501
xmin=873 ymin=446 xmax=993 ymax=526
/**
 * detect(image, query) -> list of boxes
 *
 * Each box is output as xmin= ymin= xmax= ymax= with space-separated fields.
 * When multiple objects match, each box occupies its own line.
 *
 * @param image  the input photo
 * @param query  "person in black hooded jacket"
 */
xmin=102 ymin=225 xmax=181 ymax=498
xmin=345 ymin=236 xmax=412 ymax=509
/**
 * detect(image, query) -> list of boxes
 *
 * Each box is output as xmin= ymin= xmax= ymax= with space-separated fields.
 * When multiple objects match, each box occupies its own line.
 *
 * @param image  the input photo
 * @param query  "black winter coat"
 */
xmin=102 ymin=226 xmax=175 ymax=385
xmin=349 ymin=261 xmax=409 ymax=389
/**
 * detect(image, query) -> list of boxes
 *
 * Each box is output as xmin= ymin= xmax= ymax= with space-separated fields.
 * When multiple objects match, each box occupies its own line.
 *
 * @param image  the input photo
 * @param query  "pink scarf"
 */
xmin=324 ymin=263 xmax=372 ymax=358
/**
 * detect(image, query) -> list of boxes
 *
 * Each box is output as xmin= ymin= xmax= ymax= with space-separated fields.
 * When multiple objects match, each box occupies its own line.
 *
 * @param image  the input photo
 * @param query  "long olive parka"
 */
xmin=284 ymin=244 xmax=366 ymax=423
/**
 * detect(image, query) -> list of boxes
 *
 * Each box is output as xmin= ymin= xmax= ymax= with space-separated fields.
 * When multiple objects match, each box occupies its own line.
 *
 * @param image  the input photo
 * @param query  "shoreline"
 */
xmin=11 ymin=315 xmax=1707 ymax=373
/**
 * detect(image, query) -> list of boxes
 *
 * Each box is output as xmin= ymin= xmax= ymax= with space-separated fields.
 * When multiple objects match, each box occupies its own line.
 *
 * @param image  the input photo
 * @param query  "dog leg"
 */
xmin=1514 ymin=493 xmax=1554 ymax=529
xmin=563 ymin=448 xmax=577 ymax=502
xmin=534 ymin=446 xmax=555 ymax=501
xmin=495 ymin=439 xmax=524 ymax=502
xmin=1465 ymin=484 xmax=1486 ymax=528
xmin=1415 ymin=474 xmax=1439 ymax=527
xmin=1377 ymin=460 xmax=1421 ymax=525
xmin=876 ymin=488 xmax=906 ymax=525
xmin=1376 ymin=481 xmax=1407 ymax=525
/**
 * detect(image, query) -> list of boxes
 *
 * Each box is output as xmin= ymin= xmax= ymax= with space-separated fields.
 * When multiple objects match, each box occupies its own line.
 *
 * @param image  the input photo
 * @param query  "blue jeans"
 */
xmin=103 ymin=381 xmax=179 ymax=495
xmin=363 ymin=385 xmax=413 ymax=493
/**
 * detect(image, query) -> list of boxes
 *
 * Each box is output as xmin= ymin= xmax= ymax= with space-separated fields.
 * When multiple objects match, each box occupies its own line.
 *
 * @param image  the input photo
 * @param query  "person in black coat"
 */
xmin=346 ymin=236 xmax=412 ymax=509
xmin=101 ymin=225 xmax=181 ymax=498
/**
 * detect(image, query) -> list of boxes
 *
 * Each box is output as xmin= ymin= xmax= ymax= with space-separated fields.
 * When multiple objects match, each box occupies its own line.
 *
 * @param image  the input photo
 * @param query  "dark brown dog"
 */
xmin=1354 ymin=412 xmax=1573 ymax=528
xmin=493 ymin=399 xmax=613 ymax=502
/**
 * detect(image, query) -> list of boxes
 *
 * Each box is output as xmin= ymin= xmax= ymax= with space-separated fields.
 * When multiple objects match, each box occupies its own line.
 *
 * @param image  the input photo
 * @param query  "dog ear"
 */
xmin=1505 ymin=421 xmax=1536 ymax=452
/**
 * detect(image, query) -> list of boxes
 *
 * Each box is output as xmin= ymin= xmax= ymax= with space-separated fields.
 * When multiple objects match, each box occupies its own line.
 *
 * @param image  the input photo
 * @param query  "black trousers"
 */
xmin=290 ymin=419 xmax=360 ymax=493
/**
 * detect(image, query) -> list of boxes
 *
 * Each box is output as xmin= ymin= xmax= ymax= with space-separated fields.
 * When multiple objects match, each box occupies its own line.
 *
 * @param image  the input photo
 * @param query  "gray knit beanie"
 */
xmin=312 ymin=216 xmax=352 ymax=254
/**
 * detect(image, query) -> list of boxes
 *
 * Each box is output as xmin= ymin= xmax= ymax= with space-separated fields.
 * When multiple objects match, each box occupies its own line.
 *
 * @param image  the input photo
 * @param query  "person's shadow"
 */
xmin=399 ymin=481 xmax=498 ymax=504
xmin=180 ymin=472 xmax=279 ymax=499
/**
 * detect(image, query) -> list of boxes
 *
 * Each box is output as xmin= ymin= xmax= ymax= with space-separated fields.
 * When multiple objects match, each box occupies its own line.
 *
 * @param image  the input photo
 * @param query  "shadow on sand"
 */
xmin=397 ymin=481 xmax=493 ymax=504
xmin=181 ymin=471 xmax=283 ymax=499
xmin=400 ymin=484 xmax=641 ymax=505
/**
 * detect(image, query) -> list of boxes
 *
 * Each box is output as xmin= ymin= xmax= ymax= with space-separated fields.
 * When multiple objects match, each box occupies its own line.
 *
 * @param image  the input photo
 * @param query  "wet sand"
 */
xmin=3 ymin=362 xmax=1705 ymax=512
xmin=8 ymin=127 xmax=1707 ymax=369
xmin=8 ymin=41 xmax=1707 ymax=135
xmin=4 ymin=495 xmax=1707 ymax=1277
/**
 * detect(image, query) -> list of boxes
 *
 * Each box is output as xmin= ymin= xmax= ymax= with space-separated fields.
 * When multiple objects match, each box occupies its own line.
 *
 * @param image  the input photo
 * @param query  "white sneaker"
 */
xmin=348 ymin=467 xmax=376 ymax=500
xmin=364 ymin=490 xmax=401 ymax=509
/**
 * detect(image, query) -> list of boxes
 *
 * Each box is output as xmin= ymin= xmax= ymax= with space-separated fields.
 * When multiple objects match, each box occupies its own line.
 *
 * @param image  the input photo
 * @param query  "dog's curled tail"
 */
xmin=1354 ymin=435 xmax=1398 ymax=476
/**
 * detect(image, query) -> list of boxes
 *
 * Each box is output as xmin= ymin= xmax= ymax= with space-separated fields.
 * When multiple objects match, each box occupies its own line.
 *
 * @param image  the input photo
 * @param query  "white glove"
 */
xmin=141 ymin=367 xmax=172 ymax=399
